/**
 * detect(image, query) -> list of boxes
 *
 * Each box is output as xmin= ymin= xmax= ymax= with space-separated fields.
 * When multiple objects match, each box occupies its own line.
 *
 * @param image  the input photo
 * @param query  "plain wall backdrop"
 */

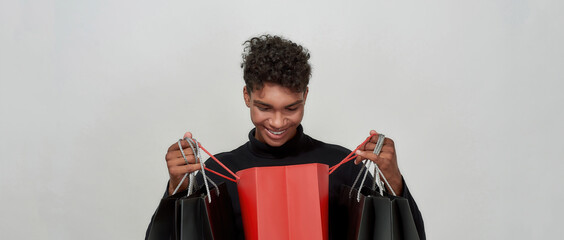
xmin=1 ymin=0 xmax=563 ymax=239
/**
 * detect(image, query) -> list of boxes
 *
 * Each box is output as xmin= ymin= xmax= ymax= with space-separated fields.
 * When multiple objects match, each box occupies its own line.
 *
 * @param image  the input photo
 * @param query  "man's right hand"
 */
xmin=165 ymin=132 xmax=204 ymax=195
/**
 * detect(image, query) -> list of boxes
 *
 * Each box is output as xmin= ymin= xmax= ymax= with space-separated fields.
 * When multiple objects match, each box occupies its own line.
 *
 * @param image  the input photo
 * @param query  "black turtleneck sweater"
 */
xmin=147 ymin=126 xmax=425 ymax=240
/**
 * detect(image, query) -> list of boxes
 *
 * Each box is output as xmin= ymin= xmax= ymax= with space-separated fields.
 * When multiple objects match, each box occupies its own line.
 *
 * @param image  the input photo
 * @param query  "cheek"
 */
xmin=249 ymin=108 xmax=268 ymax=123
xmin=288 ymin=109 xmax=305 ymax=123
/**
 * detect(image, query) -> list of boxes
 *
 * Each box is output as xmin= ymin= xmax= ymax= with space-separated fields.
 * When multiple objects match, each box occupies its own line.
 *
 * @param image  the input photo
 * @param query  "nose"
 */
xmin=270 ymin=111 xmax=285 ymax=129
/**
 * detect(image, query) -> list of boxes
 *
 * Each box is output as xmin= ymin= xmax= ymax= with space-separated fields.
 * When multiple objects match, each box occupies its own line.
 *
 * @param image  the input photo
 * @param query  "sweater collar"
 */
xmin=247 ymin=125 xmax=305 ymax=159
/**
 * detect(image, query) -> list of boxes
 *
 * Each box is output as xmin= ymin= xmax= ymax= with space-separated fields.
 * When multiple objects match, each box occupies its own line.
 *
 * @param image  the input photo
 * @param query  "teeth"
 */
xmin=267 ymin=129 xmax=286 ymax=135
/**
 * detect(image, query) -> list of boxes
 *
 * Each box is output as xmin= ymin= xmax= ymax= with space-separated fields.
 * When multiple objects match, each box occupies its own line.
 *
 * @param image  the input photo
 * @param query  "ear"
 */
xmin=303 ymin=87 xmax=309 ymax=103
xmin=243 ymin=86 xmax=251 ymax=108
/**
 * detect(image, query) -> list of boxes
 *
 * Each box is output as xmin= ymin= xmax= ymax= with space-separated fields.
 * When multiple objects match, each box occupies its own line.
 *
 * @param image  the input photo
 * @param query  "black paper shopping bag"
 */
xmin=339 ymin=185 xmax=394 ymax=240
xmin=147 ymin=191 xmax=186 ymax=240
xmin=338 ymin=157 xmax=421 ymax=240
xmin=175 ymin=182 xmax=236 ymax=240
xmin=340 ymin=185 xmax=421 ymax=240
xmin=390 ymin=196 xmax=420 ymax=240
xmin=339 ymin=185 xmax=376 ymax=240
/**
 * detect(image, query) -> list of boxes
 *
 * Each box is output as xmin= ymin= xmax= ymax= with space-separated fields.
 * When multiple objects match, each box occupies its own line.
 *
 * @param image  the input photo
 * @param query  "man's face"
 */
xmin=244 ymin=82 xmax=308 ymax=147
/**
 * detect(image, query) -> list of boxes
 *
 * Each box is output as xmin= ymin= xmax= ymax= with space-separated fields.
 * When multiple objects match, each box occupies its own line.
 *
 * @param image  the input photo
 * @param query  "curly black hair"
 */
xmin=241 ymin=35 xmax=311 ymax=93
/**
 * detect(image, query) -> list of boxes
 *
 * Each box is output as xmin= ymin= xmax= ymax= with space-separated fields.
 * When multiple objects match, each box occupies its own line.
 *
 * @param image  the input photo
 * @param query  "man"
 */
xmin=147 ymin=34 xmax=425 ymax=239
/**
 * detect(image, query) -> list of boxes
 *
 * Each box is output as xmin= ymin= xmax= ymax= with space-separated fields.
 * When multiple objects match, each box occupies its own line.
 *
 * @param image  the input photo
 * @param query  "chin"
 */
xmin=265 ymin=139 xmax=285 ymax=147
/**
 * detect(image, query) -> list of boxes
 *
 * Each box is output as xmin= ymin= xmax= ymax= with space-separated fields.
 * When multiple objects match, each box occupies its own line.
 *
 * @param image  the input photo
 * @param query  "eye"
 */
xmin=256 ymin=106 xmax=269 ymax=111
xmin=286 ymin=107 xmax=298 ymax=111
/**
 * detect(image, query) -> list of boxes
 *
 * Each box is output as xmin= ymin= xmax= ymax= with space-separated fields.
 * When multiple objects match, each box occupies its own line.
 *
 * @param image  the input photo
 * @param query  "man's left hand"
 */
xmin=354 ymin=130 xmax=403 ymax=195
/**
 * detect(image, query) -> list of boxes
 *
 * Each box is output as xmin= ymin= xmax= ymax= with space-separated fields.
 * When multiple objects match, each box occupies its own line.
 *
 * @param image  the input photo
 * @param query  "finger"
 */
xmin=354 ymin=155 xmax=363 ymax=165
xmin=360 ymin=135 xmax=378 ymax=150
xmin=178 ymin=155 xmax=198 ymax=164
xmin=167 ymin=158 xmax=184 ymax=168
xmin=168 ymin=141 xmax=179 ymax=151
xmin=166 ymin=148 xmax=195 ymax=160
xmin=363 ymin=142 xmax=377 ymax=152
xmin=167 ymin=156 xmax=197 ymax=168
xmin=169 ymin=163 xmax=203 ymax=176
xmin=354 ymin=153 xmax=369 ymax=165
xmin=379 ymin=145 xmax=395 ymax=155
xmin=354 ymin=150 xmax=379 ymax=165
xmin=167 ymin=138 xmax=196 ymax=152
xmin=369 ymin=130 xmax=379 ymax=142
xmin=383 ymin=137 xmax=395 ymax=148
xmin=365 ymin=135 xmax=389 ymax=154
xmin=376 ymin=139 xmax=396 ymax=159
xmin=358 ymin=141 xmax=367 ymax=151
xmin=167 ymin=140 xmax=189 ymax=151
xmin=183 ymin=131 xmax=192 ymax=139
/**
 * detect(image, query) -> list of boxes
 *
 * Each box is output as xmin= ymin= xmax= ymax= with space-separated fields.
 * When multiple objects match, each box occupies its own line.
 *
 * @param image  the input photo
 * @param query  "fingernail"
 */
xmin=356 ymin=150 xmax=362 ymax=155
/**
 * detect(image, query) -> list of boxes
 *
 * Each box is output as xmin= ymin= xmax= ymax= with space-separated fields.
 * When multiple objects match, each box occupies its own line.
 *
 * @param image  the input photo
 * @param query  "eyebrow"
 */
xmin=253 ymin=100 xmax=304 ymax=108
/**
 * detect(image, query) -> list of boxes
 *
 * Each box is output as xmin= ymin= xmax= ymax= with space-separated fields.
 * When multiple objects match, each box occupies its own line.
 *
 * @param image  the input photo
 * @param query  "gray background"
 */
xmin=1 ymin=0 xmax=563 ymax=239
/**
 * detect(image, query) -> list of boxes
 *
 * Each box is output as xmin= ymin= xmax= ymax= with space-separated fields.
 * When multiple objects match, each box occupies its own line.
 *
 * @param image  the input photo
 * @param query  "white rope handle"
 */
xmin=372 ymin=133 xmax=397 ymax=196
xmin=205 ymin=175 xmax=220 ymax=197
xmin=356 ymin=160 xmax=374 ymax=201
xmin=172 ymin=173 xmax=189 ymax=196
xmin=348 ymin=132 xmax=400 ymax=200
xmin=374 ymin=163 xmax=397 ymax=196
xmin=171 ymin=138 xmax=220 ymax=201
xmin=349 ymin=133 xmax=387 ymax=201
xmin=349 ymin=160 xmax=368 ymax=199
xmin=374 ymin=164 xmax=383 ymax=195
xmin=186 ymin=138 xmax=214 ymax=203
xmin=172 ymin=139 xmax=194 ymax=195
xmin=372 ymin=134 xmax=386 ymax=155
xmin=185 ymin=138 xmax=199 ymax=195
xmin=371 ymin=133 xmax=385 ymax=192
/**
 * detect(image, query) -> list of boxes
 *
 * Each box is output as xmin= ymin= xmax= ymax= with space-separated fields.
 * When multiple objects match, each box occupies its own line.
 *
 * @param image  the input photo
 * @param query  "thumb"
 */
xmin=355 ymin=149 xmax=380 ymax=164
xmin=354 ymin=150 xmax=370 ymax=164
xmin=183 ymin=131 xmax=193 ymax=139
xmin=356 ymin=150 xmax=369 ymax=159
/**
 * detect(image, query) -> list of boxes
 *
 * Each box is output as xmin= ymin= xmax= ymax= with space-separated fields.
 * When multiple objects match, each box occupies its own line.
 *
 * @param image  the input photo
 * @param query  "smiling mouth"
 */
xmin=267 ymin=128 xmax=287 ymax=135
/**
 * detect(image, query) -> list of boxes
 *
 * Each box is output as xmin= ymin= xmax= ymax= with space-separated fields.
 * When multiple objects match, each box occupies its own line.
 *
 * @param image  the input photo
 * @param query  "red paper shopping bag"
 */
xmin=195 ymin=135 xmax=376 ymax=240
xmin=236 ymin=163 xmax=329 ymax=240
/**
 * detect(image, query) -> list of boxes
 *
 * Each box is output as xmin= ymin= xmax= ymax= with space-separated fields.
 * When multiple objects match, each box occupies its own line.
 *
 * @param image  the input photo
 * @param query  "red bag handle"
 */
xmin=328 ymin=133 xmax=376 ymax=174
xmin=198 ymin=143 xmax=240 ymax=182
xmin=191 ymin=133 xmax=377 ymax=182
